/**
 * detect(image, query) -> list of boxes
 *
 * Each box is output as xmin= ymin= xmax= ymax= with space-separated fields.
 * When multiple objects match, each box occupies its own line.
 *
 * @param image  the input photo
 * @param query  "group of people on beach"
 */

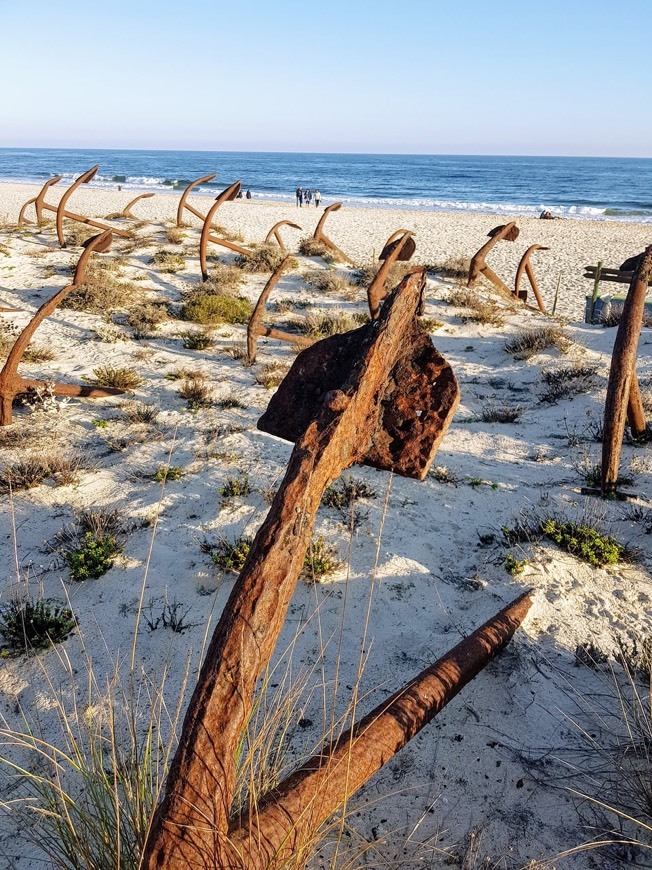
xmin=295 ymin=187 xmax=321 ymax=207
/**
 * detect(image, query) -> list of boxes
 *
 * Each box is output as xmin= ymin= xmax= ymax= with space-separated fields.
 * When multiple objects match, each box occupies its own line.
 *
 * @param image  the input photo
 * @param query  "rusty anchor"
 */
xmin=601 ymin=246 xmax=652 ymax=496
xmin=264 ymin=219 xmax=302 ymax=251
xmin=514 ymin=244 xmax=549 ymax=313
xmin=199 ymin=182 xmax=252 ymax=279
xmin=142 ymin=269 xmax=466 ymax=867
xmin=467 ymin=222 xmax=520 ymax=298
xmin=246 ymin=256 xmax=313 ymax=364
xmin=113 ymin=192 xmax=155 ymax=220
xmin=311 ymin=203 xmax=355 ymax=264
xmin=227 ymin=590 xmax=532 ymax=868
xmin=17 ymin=166 xmax=130 ymax=247
xmin=176 ymin=174 xmax=218 ymax=226
xmin=0 ymin=232 xmax=127 ymax=426
xmin=367 ymin=229 xmax=416 ymax=319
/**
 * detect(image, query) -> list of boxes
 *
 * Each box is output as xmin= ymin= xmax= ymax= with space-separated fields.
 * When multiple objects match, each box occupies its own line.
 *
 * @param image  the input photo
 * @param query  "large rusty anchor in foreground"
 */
xmin=601 ymin=247 xmax=652 ymax=496
xmin=311 ymin=202 xmax=355 ymax=264
xmin=143 ymin=271 xmax=529 ymax=868
xmin=467 ymin=222 xmax=520 ymax=297
xmin=199 ymin=181 xmax=251 ymax=279
xmin=246 ymin=256 xmax=313 ymax=364
xmin=0 ymin=232 xmax=126 ymax=425
xmin=367 ymin=229 xmax=416 ymax=318
xmin=264 ymin=219 xmax=301 ymax=251
xmin=17 ymin=166 xmax=130 ymax=247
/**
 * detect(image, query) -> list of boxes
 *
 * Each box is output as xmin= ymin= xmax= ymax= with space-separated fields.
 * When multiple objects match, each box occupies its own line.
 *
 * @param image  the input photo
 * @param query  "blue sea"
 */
xmin=1 ymin=148 xmax=651 ymax=223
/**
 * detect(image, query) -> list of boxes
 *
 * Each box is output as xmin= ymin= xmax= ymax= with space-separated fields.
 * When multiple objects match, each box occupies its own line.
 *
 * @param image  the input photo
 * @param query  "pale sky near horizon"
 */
xmin=1 ymin=0 xmax=650 ymax=157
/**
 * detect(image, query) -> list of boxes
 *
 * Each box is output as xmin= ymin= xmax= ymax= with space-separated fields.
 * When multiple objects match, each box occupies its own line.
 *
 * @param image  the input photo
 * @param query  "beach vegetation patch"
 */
xmin=67 ymin=531 xmax=121 ymax=581
xmin=126 ymin=302 xmax=168 ymax=338
xmin=181 ymin=293 xmax=252 ymax=325
xmin=0 ymin=597 xmax=76 ymax=655
xmin=179 ymin=375 xmax=213 ymax=410
xmin=181 ymin=329 xmax=215 ymax=350
xmin=479 ymin=402 xmax=522 ymax=423
xmin=541 ymin=518 xmax=625 ymax=566
xmin=122 ymin=402 xmax=160 ymax=424
xmin=255 ymin=362 xmax=290 ymax=389
xmin=62 ymin=258 xmax=138 ymax=314
xmin=219 ymin=474 xmax=252 ymax=499
xmin=165 ymin=226 xmax=186 ymax=245
xmin=424 ymin=255 xmax=471 ymax=280
xmin=504 ymin=326 xmax=571 ymax=360
xmin=151 ymin=251 xmax=185 ymax=273
xmin=89 ymin=365 xmax=143 ymax=390
xmin=302 ymin=536 xmax=339 ymax=582
xmin=235 ymin=244 xmax=293 ymax=274
xmin=322 ymin=475 xmax=377 ymax=511
xmin=209 ymin=535 xmax=252 ymax=573
xmin=447 ymin=286 xmax=505 ymax=326
xmin=300 ymin=310 xmax=356 ymax=337
xmin=304 ymin=269 xmax=356 ymax=297
xmin=540 ymin=363 xmax=598 ymax=404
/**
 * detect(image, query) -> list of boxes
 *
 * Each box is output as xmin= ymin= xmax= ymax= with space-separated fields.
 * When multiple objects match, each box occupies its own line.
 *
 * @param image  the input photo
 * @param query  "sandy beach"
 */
xmin=1 ymin=179 xmax=651 ymax=867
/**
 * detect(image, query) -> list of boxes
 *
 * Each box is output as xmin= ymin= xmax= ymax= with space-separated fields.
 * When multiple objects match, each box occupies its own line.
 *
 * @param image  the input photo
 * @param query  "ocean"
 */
xmin=0 ymin=148 xmax=650 ymax=223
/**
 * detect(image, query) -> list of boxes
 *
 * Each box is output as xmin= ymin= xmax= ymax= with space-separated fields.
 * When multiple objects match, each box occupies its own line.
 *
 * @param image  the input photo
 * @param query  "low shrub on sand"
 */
xmin=62 ymin=259 xmax=138 ymax=314
xmin=181 ymin=294 xmax=253 ymax=325
xmin=235 ymin=244 xmax=291 ymax=273
xmin=504 ymin=326 xmax=571 ymax=360
xmin=151 ymin=251 xmax=185 ymax=273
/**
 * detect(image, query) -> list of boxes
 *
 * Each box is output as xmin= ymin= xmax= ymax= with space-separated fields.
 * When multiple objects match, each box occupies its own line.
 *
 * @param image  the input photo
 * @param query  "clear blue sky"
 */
xmin=1 ymin=0 xmax=650 ymax=156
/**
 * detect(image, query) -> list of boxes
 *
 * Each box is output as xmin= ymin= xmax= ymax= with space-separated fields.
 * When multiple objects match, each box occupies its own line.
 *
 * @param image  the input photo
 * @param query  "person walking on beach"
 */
xmin=246 ymin=189 xmax=252 ymax=200
xmin=305 ymin=188 xmax=312 ymax=206
xmin=296 ymin=186 xmax=303 ymax=207
xmin=314 ymin=189 xmax=321 ymax=207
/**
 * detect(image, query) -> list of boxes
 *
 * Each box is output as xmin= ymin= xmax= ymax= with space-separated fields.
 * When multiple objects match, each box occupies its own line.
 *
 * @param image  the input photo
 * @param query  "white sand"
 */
xmin=0 ymin=181 xmax=651 ymax=867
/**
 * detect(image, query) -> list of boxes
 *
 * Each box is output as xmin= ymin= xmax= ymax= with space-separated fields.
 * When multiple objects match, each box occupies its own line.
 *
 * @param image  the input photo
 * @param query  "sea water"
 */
xmin=0 ymin=148 xmax=650 ymax=223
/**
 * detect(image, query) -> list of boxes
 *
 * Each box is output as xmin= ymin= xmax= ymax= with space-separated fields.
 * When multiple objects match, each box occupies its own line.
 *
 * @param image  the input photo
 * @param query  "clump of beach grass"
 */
xmin=235 ymin=244 xmax=292 ymax=273
xmin=504 ymin=326 xmax=571 ymax=360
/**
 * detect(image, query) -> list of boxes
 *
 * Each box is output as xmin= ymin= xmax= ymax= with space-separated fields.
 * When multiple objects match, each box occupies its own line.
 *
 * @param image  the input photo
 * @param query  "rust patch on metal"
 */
xmin=312 ymin=202 xmax=355 ymax=264
xmin=468 ymin=221 xmax=520 ymax=297
xmin=0 ymin=232 xmax=126 ymax=425
xmin=367 ymin=229 xmax=416 ymax=319
xmin=227 ymin=591 xmax=533 ymax=868
xmin=514 ymin=244 xmax=549 ymax=313
xmin=142 ymin=271 xmax=460 ymax=869
xmin=602 ymin=246 xmax=652 ymax=494
xmin=246 ymin=257 xmax=312 ymax=363
xmin=264 ymin=220 xmax=301 ymax=251
xmin=199 ymin=181 xmax=251 ymax=279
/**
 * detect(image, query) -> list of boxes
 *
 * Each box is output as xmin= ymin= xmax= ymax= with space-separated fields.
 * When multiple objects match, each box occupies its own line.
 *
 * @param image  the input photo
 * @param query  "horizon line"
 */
xmin=0 ymin=145 xmax=651 ymax=161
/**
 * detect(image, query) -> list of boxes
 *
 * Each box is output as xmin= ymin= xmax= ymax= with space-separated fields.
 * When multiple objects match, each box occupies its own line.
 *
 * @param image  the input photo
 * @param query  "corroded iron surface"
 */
xmin=227 ymin=591 xmax=533 ymax=868
xmin=199 ymin=181 xmax=249 ymax=279
xmin=468 ymin=221 xmax=519 ymax=296
xmin=602 ymin=246 xmax=652 ymax=494
xmin=18 ymin=176 xmax=63 ymax=226
xmin=0 ymin=232 xmax=126 ymax=425
xmin=142 ymin=271 xmax=459 ymax=869
xmin=176 ymin=173 xmax=216 ymax=226
xmin=118 ymin=192 xmax=155 ymax=219
xmin=17 ymin=167 xmax=129 ymax=246
xmin=264 ymin=219 xmax=301 ymax=250
xmin=367 ymin=229 xmax=416 ymax=318
xmin=312 ymin=202 xmax=355 ymax=264
xmin=259 ymin=298 xmax=457 ymax=478
xmin=514 ymin=244 xmax=549 ymax=313
xmin=246 ymin=257 xmax=311 ymax=363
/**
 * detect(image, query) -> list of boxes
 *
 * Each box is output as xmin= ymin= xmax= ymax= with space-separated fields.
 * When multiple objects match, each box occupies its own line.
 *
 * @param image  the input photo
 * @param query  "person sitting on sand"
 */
xmin=246 ymin=189 xmax=252 ymax=200
xmin=314 ymin=189 xmax=321 ymax=207
xmin=296 ymin=186 xmax=303 ymax=207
